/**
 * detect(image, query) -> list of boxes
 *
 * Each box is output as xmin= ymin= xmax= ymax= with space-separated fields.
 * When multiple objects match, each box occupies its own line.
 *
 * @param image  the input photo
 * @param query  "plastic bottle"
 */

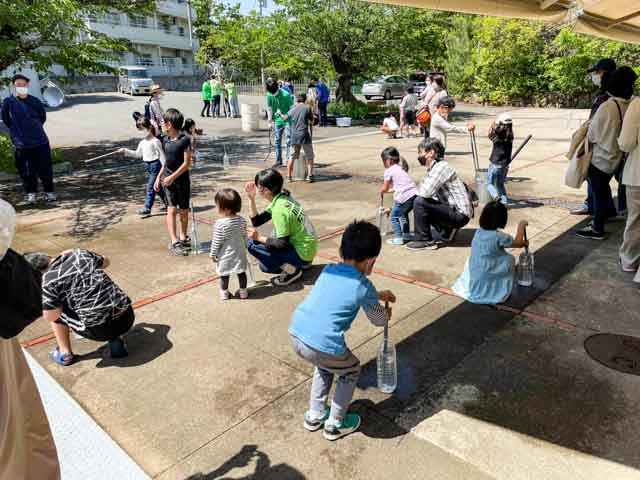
xmin=377 ymin=302 xmax=397 ymax=394
xmin=245 ymin=260 xmax=256 ymax=288
xmin=517 ymin=229 xmax=534 ymax=287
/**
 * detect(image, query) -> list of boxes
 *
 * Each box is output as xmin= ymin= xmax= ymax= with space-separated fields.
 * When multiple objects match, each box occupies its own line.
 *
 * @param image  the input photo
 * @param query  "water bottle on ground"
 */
xmin=517 ymin=228 xmax=534 ymax=287
xmin=376 ymin=195 xmax=387 ymax=237
xmin=377 ymin=301 xmax=397 ymax=394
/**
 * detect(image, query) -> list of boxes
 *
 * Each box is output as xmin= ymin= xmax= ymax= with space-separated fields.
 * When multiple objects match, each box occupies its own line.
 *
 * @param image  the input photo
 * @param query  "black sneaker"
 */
xmin=405 ymin=240 xmax=439 ymax=250
xmin=273 ymin=268 xmax=303 ymax=286
xmin=136 ymin=208 xmax=151 ymax=218
xmin=181 ymin=236 xmax=192 ymax=249
xmin=170 ymin=241 xmax=187 ymax=256
xmin=272 ymin=162 xmax=283 ymax=169
xmin=306 ymin=175 xmax=315 ymax=183
xmin=576 ymin=227 xmax=605 ymax=240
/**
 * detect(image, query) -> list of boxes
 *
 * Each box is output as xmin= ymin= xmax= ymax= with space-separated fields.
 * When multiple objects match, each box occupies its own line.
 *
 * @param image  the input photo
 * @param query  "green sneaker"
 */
xmin=323 ymin=412 xmax=361 ymax=441
xmin=303 ymin=407 xmax=330 ymax=432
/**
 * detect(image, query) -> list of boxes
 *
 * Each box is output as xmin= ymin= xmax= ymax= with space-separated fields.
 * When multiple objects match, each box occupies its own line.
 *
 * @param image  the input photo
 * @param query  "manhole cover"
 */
xmin=584 ymin=333 xmax=640 ymax=375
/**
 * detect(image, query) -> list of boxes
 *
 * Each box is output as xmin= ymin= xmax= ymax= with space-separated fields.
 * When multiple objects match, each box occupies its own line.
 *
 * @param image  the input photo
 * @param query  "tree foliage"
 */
xmin=0 ymin=0 xmax=154 ymax=81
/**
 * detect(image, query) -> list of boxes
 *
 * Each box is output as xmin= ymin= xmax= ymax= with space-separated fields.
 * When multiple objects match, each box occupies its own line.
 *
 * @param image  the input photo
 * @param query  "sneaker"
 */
xmin=49 ymin=347 xmax=76 ymax=366
xmin=159 ymin=204 xmax=168 ymax=213
xmin=386 ymin=238 xmax=405 ymax=245
xmin=25 ymin=193 xmax=37 ymax=204
xmin=304 ymin=408 xmax=330 ymax=432
xmin=238 ymin=288 xmax=249 ymax=299
xmin=273 ymin=268 xmax=303 ymax=286
xmin=181 ymin=236 xmax=192 ymax=249
xmin=44 ymin=192 xmax=57 ymax=202
xmin=570 ymin=207 xmax=591 ymax=216
xmin=306 ymin=175 xmax=315 ymax=183
xmin=288 ymin=176 xmax=294 ymax=182
xmin=136 ymin=208 xmax=151 ymax=218
xmin=576 ymin=227 xmax=605 ymax=240
xmin=272 ymin=162 xmax=283 ymax=168
xmin=108 ymin=337 xmax=128 ymax=358
xmin=169 ymin=241 xmax=187 ymax=256
xmin=220 ymin=289 xmax=230 ymax=301
xmin=405 ymin=240 xmax=439 ymax=250
xmin=323 ymin=413 xmax=361 ymax=441
xmin=620 ymin=258 xmax=637 ymax=273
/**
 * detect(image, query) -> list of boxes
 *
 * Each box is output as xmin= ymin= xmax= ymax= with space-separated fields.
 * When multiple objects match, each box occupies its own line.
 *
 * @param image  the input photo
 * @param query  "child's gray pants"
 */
xmin=290 ymin=335 xmax=361 ymax=424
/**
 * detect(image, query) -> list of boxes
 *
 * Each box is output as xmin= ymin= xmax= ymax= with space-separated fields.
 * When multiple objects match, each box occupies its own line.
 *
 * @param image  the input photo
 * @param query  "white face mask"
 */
xmin=591 ymin=72 xmax=602 ymax=87
xmin=15 ymin=86 xmax=29 ymax=96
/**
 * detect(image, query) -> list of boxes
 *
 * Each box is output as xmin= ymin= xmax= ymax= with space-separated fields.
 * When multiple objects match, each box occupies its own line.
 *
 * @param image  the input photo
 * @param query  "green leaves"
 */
xmin=0 ymin=0 xmax=154 ymax=80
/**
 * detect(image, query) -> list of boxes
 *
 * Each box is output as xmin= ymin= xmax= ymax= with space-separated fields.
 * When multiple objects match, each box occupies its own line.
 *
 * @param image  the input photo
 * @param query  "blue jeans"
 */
xmin=247 ymin=239 xmax=307 ymax=273
xmin=390 ymin=196 xmax=415 ymax=239
xmin=275 ymin=123 xmax=291 ymax=165
xmin=144 ymin=160 xmax=166 ymax=210
xmin=487 ymin=163 xmax=508 ymax=204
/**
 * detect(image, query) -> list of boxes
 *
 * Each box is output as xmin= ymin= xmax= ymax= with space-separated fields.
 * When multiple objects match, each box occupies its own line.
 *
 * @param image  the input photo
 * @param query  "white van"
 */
xmin=117 ymin=66 xmax=154 ymax=95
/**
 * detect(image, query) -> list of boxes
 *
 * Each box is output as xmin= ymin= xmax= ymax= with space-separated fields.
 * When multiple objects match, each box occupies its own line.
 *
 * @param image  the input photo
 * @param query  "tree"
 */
xmin=275 ymin=0 xmax=450 ymax=102
xmin=0 ymin=0 xmax=153 ymax=81
xmin=443 ymin=15 xmax=476 ymax=97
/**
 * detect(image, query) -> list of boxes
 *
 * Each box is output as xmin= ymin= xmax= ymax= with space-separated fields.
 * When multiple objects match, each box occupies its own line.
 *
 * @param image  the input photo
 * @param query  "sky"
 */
xmin=230 ymin=0 xmax=277 ymax=14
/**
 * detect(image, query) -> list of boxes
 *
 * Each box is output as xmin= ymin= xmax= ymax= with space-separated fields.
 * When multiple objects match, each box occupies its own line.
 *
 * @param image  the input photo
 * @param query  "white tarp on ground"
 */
xmin=365 ymin=0 xmax=640 ymax=44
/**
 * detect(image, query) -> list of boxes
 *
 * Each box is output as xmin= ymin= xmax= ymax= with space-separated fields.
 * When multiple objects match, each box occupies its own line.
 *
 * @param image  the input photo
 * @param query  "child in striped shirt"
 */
xmin=210 ymin=188 xmax=249 ymax=300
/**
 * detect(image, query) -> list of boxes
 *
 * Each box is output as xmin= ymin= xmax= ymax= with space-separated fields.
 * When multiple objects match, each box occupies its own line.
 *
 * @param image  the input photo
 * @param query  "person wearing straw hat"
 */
xmin=0 ymin=199 xmax=61 ymax=480
xmin=1 ymin=73 xmax=56 ymax=205
xmin=148 ymin=84 xmax=165 ymax=135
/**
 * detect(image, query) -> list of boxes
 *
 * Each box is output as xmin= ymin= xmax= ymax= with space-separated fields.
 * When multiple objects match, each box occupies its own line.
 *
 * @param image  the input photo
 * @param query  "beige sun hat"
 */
xmin=150 ymin=84 xmax=164 ymax=95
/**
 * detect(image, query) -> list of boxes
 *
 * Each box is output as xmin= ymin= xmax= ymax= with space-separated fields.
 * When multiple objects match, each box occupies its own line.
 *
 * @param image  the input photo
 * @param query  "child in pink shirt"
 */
xmin=379 ymin=147 xmax=418 ymax=245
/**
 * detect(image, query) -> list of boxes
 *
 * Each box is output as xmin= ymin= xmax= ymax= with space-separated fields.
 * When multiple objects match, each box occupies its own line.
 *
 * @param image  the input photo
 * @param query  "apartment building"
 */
xmin=84 ymin=0 xmax=200 ymax=76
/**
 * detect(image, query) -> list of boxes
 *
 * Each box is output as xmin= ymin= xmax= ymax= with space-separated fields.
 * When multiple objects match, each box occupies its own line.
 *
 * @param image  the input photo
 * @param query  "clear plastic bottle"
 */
xmin=517 ymin=249 xmax=534 ymax=287
xmin=377 ymin=333 xmax=397 ymax=394
xmin=377 ymin=207 xmax=387 ymax=236
xmin=245 ymin=260 xmax=256 ymax=288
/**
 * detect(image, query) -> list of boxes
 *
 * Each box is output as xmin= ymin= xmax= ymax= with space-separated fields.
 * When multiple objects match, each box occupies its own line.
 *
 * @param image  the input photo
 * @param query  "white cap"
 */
xmin=497 ymin=113 xmax=513 ymax=125
xmin=0 ymin=199 xmax=16 ymax=261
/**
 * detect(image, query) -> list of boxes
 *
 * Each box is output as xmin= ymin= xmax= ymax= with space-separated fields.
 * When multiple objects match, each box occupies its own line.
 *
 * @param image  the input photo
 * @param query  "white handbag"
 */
xmin=564 ymin=138 xmax=592 ymax=189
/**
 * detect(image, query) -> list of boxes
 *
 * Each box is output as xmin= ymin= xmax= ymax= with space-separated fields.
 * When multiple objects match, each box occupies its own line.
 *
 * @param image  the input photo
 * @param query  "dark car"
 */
xmin=409 ymin=72 xmax=428 ymax=96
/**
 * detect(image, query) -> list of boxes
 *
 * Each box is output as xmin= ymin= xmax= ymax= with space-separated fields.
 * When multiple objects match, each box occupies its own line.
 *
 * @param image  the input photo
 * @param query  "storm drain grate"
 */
xmin=584 ymin=333 xmax=640 ymax=375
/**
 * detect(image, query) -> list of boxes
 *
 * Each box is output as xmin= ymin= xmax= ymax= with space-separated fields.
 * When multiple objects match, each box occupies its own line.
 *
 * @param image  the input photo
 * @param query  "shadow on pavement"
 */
xmin=354 ymin=217 xmax=640 ymax=468
xmin=53 ymin=94 xmax=132 ymax=110
xmin=184 ymin=445 xmax=306 ymax=479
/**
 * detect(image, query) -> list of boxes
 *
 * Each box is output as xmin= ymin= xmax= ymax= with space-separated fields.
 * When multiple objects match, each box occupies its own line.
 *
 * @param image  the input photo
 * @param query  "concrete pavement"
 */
xmin=5 ymin=98 xmax=640 ymax=479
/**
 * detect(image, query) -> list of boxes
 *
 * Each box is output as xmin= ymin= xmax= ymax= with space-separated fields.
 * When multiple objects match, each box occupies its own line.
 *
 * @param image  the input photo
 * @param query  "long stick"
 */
xmin=511 ymin=134 xmax=533 ymax=162
xmin=523 ymin=227 xmax=529 ymax=255
xmin=83 ymin=150 xmax=121 ymax=164
xmin=383 ymin=300 xmax=390 ymax=343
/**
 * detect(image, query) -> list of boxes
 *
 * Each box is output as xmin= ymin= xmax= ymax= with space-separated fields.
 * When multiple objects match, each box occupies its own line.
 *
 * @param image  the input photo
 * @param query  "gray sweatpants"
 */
xmin=290 ymin=335 xmax=360 ymax=424
xmin=620 ymin=186 xmax=640 ymax=277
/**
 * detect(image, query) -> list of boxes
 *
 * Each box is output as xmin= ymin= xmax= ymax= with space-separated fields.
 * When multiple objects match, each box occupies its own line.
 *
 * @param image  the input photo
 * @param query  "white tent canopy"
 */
xmin=366 ymin=0 xmax=640 ymax=44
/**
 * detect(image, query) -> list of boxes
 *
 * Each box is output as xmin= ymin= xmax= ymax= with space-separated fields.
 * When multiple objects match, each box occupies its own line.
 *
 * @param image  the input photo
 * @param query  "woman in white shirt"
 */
xmin=120 ymin=118 xmax=167 ymax=218
xmin=619 ymin=94 xmax=640 ymax=282
xmin=577 ymin=67 xmax=637 ymax=240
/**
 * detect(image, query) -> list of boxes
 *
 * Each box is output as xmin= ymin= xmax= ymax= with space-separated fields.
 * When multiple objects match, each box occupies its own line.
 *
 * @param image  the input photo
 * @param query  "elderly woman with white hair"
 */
xmin=0 ymin=199 xmax=61 ymax=480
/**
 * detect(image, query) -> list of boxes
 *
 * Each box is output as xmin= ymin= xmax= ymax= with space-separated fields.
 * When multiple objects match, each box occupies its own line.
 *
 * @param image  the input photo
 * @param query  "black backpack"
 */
xmin=144 ymin=100 xmax=152 ymax=121
xmin=0 ymin=249 xmax=43 ymax=339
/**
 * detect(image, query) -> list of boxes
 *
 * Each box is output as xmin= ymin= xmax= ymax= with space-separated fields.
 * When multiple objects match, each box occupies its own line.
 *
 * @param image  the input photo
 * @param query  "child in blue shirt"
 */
xmin=453 ymin=201 xmax=528 ymax=304
xmin=288 ymin=220 xmax=396 ymax=441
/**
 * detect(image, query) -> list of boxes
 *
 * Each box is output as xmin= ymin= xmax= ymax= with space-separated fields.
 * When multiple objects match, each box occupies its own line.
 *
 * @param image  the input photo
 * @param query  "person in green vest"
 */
xmin=226 ymin=81 xmax=240 ymax=118
xmin=200 ymin=77 xmax=212 ymax=117
xmin=210 ymin=76 xmax=222 ymax=118
xmin=266 ymin=78 xmax=293 ymax=167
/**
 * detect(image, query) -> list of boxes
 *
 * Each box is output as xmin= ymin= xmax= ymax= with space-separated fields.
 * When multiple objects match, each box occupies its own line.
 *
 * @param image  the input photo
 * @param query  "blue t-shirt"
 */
xmin=452 ymin=228 xmax=515 ymax=305
xmin=288 ymin=262 xmax=379 ymax=355
xmin=316 ymin=82 xmax=330 ymax=103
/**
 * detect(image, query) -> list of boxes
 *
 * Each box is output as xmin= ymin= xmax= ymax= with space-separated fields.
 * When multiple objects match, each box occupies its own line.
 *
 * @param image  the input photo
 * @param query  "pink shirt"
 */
xmin=384 ymin=164 xmax=418 ymax=204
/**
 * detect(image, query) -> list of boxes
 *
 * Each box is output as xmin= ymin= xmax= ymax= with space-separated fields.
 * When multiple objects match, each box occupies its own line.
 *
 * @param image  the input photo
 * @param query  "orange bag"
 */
xmin=416 ymin=105 xmax=430 ymax=124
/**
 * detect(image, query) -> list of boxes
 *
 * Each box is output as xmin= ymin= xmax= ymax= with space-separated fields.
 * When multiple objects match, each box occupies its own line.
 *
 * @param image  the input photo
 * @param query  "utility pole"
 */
xmin=259 ymin=0 xmax=267 ymax=87
xmin=186 ymin=0 xmax=194 ymax=48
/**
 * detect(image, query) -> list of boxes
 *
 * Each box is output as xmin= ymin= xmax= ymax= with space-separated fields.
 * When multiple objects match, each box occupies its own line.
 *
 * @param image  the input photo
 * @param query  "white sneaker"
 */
xmin=238 ymin=288 xmax=249 ymax=299
xmin=25 ymin=193 xmax=37 ymax=204
xmin=44 ymin=192 xmax=57 ymax=202
xmin=219 ymin=289 xmax=230 ymax=301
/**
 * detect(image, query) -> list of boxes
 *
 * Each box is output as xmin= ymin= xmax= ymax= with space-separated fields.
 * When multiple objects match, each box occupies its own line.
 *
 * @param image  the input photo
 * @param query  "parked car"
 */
xmin=362 ymin=75 xmax=408 ymax=100
xmin=409 ymin=72 xmax=428 ymax=97
xmin=117 ymin=66 xmax=154 ymax=95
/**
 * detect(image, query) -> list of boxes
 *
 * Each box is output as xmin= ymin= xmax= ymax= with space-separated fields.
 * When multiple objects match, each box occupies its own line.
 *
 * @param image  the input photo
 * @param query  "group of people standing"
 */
xmin=200 ymin=75 xmax=241 ymax=119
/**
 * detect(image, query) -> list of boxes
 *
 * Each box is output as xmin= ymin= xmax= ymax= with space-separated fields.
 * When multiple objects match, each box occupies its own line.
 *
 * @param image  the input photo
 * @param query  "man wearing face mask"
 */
xmin=406 ymin=137 xmax=472 ymax=250
xmin=1 ymin=73 xmax=55 ymax=205
xmin=572 ymin=58 xmax=617 ymax=216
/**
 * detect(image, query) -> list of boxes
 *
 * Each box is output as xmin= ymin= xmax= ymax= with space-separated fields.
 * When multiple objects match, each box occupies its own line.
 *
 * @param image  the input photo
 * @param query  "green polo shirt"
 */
xmin=201 ymin=81 xmax=212 ymax=100
xmin=211 ymin=80 xmax=222 ymax=96
xmin=266 ymin=89 xmax=294 ymax=126
xmin=226 ymin=83 xmax=238 ymax=99
xmin=266 ymin=192 xmax=317 ymax=262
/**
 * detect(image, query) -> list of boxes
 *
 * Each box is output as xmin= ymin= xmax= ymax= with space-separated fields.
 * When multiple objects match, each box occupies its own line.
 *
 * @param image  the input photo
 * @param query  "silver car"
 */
xmin=362 ymin=75 xmax=409 ymax=100
xmin=117 ymin=66 xmax=154 ymax=96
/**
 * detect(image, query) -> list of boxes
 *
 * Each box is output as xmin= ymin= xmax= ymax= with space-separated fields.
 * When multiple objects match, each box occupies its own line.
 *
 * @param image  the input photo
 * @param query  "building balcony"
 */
xmin=156 ymin=0 xmax=193 ymax=20
xmin=88 ymin=22 xmax=197 ymax=51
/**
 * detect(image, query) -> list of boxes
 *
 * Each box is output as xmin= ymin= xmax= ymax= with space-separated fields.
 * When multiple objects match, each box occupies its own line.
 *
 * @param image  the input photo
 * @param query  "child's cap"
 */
xmin=497 ymin=113 xmax=513 ymax=125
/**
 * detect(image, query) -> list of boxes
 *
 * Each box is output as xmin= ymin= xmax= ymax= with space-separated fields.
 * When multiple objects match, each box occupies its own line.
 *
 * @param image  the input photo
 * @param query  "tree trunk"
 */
xmin=335 ymin=73 xmax=358 ymax=103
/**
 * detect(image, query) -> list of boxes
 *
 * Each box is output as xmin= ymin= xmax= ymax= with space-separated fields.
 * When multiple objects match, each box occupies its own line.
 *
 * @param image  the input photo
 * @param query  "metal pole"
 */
xmin=186 ymin=0 xmax=194 ymax=49
xmin=259 ymin=0 xmax=266 ymax=87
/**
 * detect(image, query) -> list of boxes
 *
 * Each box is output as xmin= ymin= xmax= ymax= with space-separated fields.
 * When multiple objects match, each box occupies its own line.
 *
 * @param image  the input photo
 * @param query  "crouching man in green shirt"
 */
xmin=245 ymin=168 xmax=317 ymax=286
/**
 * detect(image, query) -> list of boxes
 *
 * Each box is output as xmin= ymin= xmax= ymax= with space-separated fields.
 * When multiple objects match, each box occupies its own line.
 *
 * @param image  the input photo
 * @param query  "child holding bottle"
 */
xmin=210 ymin=188 xmax=249 ymax=300
xmin=452 ymin=201 xmax=528 ymax=304
xmin=379 ymin=147 xmax=417 ymax=245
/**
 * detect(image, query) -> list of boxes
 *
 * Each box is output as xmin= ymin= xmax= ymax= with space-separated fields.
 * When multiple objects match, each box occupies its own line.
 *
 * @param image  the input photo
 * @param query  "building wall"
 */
xmin=56 ymin=75 xmax=204 ymax=94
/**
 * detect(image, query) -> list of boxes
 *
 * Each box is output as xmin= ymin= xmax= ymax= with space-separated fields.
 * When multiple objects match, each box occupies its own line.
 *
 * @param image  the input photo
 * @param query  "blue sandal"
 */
xmin=49 ymin=347 xmax=76 ymax=366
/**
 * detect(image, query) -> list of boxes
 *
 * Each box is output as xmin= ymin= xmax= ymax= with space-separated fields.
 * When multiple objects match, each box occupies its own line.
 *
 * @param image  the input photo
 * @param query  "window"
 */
xmin=104 ymin=12 xmax=120 ymax=26
xmin=178 ymin=26 xmax=185 ymax=36
xmin=160 ymin=16 xmax=172 ymax=34
xmin=135 ymin=55 xmax=153 ymax=66
xmin=129 ymin=14 xmax=147 ymax=28
xmin=87 ymin=13 xmax=98 ymax=23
